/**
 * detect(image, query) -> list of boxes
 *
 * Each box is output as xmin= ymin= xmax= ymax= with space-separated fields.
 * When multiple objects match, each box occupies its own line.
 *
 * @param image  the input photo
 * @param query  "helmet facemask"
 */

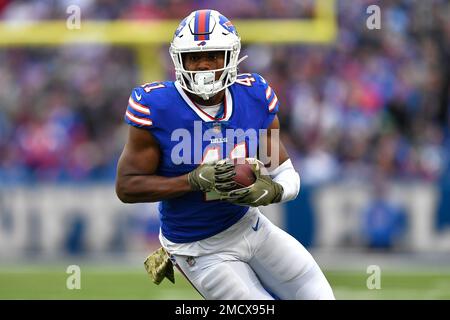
xmin=170 ymin=44 xmax=243 ymax=100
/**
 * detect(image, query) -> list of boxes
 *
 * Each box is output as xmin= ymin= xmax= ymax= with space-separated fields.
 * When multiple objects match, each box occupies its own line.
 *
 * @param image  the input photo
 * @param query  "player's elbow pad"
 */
xmin=270 ymin=159 xmax=300 ymax=203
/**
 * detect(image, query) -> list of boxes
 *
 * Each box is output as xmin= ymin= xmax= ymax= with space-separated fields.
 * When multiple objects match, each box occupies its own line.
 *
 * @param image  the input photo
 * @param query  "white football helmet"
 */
xmin=169 ymin=10 xmax=247 ymax=100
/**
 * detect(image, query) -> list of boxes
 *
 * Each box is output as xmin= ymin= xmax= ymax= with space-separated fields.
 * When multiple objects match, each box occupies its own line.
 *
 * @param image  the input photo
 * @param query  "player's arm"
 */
xmin=116 ymin=126 xmax=216 ymax=203
xmin=263 ymin=115 xmax=289 ymax=167
xmin=264 ymin=115 xmax=301 ymax=203
xmin=115 ymin=126 xmax=192 ymax=203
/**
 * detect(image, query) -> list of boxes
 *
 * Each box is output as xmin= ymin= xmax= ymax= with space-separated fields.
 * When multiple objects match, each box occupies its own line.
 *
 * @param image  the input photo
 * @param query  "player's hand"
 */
xmin=215 ymin=158 xmax=284 ymax=207
xmin=214 ymin=158 xmax=238 ymax=191
xmin=187 ymin=162 xmax=216 ymax=192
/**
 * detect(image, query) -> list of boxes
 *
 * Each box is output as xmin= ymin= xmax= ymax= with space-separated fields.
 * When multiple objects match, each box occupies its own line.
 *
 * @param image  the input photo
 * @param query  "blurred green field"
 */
xmin=1 ymin=266 xmax=450 ymax=300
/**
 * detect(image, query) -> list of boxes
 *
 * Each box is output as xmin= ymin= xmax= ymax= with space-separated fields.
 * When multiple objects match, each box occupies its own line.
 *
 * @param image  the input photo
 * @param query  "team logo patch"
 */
xmin=218 ymin=14 xmax=238 ymax=35
xmin=186 ymin=256 xmax=196 ymax=267
xmin=175 ymin=17 xmax=188 ymax=37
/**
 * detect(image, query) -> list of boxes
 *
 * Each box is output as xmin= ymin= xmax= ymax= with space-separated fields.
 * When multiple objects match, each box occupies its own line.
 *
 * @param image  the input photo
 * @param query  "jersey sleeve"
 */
xmin=252 ymin=73 xmax=280 ymax=129
xmin=124 ymin=86 xmax=153 ymax=129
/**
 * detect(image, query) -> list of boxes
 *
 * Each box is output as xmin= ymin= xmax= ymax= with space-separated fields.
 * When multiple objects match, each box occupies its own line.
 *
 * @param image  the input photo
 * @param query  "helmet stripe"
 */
xmin=194 ymin=10 xmax=211 ymax=41
xmin=194 ymin=11 xmax=199 ymax=39
xmin=197 ymin=10 xmax=206 ymax=40
xmin=203 ymin=10 xmax=211 ymax=40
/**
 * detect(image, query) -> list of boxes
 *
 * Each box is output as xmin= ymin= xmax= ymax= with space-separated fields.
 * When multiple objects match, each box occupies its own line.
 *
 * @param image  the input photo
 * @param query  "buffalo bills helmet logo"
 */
xmin=175 ymin=17 xmax=188 ymax=37
xmin=218 ymin=14 xmax=238 ymax=35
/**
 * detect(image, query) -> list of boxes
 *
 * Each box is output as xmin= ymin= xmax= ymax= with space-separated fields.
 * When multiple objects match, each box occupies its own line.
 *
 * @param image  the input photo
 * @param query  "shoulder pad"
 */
xmin=125 ymin=86 xmax=153 ymax=128
xmin=236 ymin=73 xmax=279 ymax=114
xmin=125 ymin=81 xmax=176 ymax=128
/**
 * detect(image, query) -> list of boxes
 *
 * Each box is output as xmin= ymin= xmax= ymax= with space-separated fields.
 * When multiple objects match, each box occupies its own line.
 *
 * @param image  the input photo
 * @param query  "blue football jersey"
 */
xmin=124 ymin=73 xmax=280 ymax=243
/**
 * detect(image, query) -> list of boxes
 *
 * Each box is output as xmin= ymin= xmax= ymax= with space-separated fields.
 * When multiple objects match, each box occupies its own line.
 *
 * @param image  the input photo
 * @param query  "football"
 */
xmin=232 ymin=159 xmax=256 ymax=188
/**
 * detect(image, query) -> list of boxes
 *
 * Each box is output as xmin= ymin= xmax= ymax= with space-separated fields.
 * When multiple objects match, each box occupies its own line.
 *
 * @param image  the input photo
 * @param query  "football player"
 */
xmin=116 ymin=9 xmax=334 ymax=300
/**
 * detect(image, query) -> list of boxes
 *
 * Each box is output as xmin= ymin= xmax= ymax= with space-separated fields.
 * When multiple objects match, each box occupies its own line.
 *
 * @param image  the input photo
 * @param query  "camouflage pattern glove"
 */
xmin=214 ymin=159 xmax=238 ymax=191
xmin=187 ymin=163 xmax=216 ymax=192
xmin=215 ymin=158 xmax=284 ymax=207
xmin=144 ymin=247 xmax=175 ymax=285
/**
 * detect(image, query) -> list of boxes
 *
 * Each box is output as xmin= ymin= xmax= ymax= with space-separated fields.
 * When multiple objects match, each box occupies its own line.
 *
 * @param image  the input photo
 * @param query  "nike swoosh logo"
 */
xmin=252 ymin=217 xmax=260 ymax=231
xmin=134 ymin=91 xmax=142 ymax=101
xmin=199 ymin=172 xmax=212 ymax=183
xmin=252 ymin=189 xmax=269 ymax=204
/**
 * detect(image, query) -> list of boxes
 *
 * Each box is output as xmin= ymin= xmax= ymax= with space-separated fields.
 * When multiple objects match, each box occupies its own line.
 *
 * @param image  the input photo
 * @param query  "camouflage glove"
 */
xmin=214 ymin=159 xmax=238 ymax=191
xmin=144 ymin=247 xmax=175 ymax=285
xmin=187 ymin=163 xmax=216 ymax=192
xmin=215 ymin=158 xmax=284 ymax=207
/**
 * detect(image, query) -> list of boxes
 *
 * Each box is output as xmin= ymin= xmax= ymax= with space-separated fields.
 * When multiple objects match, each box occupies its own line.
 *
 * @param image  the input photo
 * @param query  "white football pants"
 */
xmin=160 ymin=207 xmax=335 ymax=300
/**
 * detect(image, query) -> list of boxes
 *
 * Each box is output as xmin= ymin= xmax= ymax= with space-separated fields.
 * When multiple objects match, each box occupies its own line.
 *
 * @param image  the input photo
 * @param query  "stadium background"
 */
xmin=1 ymin=0 xmax=450 ymax=299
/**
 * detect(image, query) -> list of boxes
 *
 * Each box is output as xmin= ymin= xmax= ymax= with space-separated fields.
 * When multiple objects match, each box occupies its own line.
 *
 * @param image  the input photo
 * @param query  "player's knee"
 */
xmin=294 ymin=266 xmax=335 ymax=300
xmin=258 ymin=243 xmax=311 ymax=283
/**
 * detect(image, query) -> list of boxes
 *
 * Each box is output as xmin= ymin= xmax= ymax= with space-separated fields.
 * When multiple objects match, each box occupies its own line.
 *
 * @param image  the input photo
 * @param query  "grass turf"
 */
xmin=1 ymin=266 xmax=449 ymax=300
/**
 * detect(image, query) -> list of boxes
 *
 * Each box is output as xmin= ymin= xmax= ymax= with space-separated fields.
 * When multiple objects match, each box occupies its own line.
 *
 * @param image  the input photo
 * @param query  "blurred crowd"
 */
xmin=0 ymin=0 xmax=315 ymax=20
xmin=0 ymin=0 xmax=449 ymax=185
